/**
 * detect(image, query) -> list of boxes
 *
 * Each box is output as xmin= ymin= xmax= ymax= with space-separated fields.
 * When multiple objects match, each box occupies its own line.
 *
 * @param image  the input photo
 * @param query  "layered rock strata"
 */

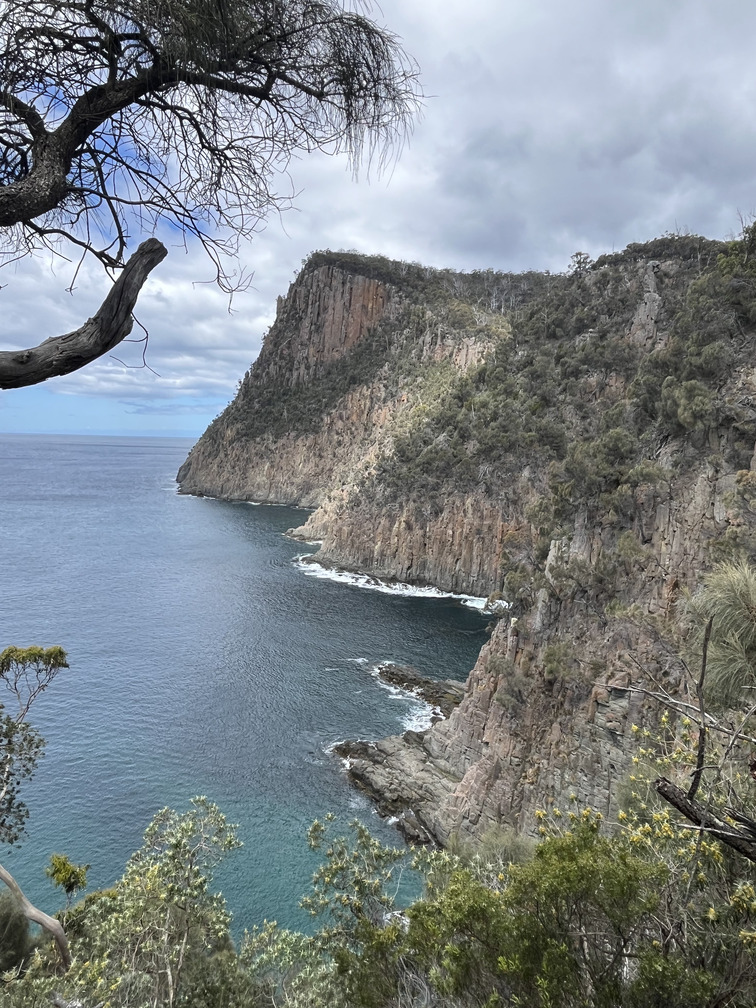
xmin=333 ymin=455 xmax=745 ymax=844
xmin=290 ymin=494 xmax=529 ymax=598
xmin=177 ymin=256 xmax=492 ymax=506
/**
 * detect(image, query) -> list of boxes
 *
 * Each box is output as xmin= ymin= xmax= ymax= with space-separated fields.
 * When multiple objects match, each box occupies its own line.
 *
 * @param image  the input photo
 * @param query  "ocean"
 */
xmin=0 ymin=434 xmax=488 ymax=932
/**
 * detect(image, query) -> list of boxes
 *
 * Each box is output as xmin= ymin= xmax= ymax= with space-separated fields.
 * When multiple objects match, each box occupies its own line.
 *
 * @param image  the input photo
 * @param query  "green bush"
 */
xmin=0 ymin=892 xmax=34 ymax=975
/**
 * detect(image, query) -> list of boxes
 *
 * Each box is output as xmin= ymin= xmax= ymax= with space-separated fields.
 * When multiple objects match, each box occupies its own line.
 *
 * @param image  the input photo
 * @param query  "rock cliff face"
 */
xmin=337 ymin=451 xmax=747 ymax=844
xmin=293 ymin=493 xmax=525 ymax=597
xmin=177 ymin=254 xmax=493 ymax=506
xmin=179 ymin=238 xmax=756 ymax=846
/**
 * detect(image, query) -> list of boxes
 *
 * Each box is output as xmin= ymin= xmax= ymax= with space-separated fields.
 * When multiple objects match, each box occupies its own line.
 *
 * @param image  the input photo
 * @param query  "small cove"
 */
xmin=0 ymin=434 xmax=488 ymax=931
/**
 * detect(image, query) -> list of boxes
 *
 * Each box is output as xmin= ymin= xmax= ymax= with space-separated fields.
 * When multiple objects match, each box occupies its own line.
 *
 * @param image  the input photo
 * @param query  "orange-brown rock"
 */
xmin=177 ymin=254 xmax=493 ymax=506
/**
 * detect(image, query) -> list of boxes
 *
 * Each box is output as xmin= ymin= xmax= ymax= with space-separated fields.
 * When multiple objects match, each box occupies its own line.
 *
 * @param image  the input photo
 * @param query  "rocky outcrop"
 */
xmin=177 ymin=255 xmax=493 ymax=506
xmin=290 ymin=494 xmax=528 ymax=597
xmin=263 ymin=265 xmax=393 ymax=388
xmin=177 ymin=381 xmax=403 ymax=506
xmin=333 ymin=455 xmax=746 ymax=845
xmin=371 ymin=663 xmax=465 ymax=719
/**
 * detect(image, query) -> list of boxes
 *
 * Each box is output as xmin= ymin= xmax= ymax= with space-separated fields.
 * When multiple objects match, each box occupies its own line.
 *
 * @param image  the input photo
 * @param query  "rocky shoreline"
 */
xmin=333 ymin=662 xmax=466 ymax=844
xmin=177 ymin=243 xmax=756 ymax=849
xmin=371 ymin=662 xmax=466 ymax=719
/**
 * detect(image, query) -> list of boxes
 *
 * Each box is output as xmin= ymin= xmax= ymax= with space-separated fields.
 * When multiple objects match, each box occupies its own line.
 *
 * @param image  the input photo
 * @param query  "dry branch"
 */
xmin=655 ymin=775 xmax=756 ymax=864
xmin=0 ymin=238 xmax=166 ymax=388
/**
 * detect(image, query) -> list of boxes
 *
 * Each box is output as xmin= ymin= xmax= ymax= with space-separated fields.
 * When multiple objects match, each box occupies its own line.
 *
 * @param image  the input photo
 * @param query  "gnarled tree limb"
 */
xmin=0 ymin=0 xmax=419 ymax=286
xmin=0 ymin=861 xmax=71 ymax=970
xmin=655 ymin=775 xmax=756 ymax=864
xmin=0 ymin=237 xmax=166 ymax=389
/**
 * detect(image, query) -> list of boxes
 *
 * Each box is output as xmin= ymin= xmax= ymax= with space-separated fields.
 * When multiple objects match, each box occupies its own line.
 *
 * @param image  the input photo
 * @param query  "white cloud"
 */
xmin=3 ymin=0 xmax=756 ymax=434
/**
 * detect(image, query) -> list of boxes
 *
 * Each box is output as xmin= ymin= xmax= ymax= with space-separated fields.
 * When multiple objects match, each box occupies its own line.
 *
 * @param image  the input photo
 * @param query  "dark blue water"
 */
xmin=0 ymin=434 xmax=487 ymax=931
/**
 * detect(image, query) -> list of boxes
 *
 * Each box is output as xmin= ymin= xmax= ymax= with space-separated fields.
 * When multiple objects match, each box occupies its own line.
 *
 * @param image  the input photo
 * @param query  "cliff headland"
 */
xmin=178 ymin=234 xmax=756 ymax=844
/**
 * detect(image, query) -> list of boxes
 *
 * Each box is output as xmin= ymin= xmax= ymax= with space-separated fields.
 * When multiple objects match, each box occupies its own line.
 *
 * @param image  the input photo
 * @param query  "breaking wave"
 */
xmin=293 ymin=555 xmax=488 ymax=610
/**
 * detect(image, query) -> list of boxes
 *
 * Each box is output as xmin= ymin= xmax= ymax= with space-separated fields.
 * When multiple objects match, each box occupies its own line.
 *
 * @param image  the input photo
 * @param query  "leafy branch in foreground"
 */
xmin=243 ymin=810 xmax=756 ymax=1008
xmin=8 ymin=798 xmax=249 ymax=1007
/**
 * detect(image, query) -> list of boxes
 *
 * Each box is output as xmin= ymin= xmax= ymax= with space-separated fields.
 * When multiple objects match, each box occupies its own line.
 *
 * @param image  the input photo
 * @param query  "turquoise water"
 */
xmin=0 ymin=434 xmax=488 ymax=931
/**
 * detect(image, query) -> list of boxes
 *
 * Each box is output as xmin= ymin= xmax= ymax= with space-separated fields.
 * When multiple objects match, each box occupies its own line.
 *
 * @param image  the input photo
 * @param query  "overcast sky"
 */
xmin=2 ymin=0 xmax=756 ymax=438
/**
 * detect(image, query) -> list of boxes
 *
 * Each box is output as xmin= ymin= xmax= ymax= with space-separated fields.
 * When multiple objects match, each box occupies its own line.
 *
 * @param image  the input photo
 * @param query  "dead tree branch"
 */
xmin=655 ymin=776 xmax=756 ymax=864
xmin=0 ymin=237 xmax=166 ymax=388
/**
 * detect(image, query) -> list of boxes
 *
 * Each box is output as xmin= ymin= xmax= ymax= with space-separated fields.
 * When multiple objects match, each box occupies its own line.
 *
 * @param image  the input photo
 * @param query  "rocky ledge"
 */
xmin=333 ymin=732 xmax=440 ymax=844
xmin=373 ymin=662 xmax=466 ymax=719
xmin=333 ymin=663 xmax=466 ymax=844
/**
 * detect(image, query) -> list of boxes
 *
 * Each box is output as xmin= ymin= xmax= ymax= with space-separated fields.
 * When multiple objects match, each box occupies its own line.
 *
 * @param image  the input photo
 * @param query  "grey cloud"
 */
xmin=4 ymin=0 xmax=756 ymax=432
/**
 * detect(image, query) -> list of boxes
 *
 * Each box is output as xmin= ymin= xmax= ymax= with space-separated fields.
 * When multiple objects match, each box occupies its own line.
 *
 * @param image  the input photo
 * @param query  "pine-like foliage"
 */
xmin=685 ymin=558 xmax=756 ymax=707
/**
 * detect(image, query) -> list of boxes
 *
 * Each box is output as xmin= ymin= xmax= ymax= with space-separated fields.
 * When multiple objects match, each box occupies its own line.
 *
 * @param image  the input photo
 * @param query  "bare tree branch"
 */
xmin=0 ymin=93 xmax=46 ymax=141
xmin=0 ymin=237 xmax=166 ymax=388
xmin=687 ymin=614 xmax=713 ymax=801
xmin=0 ymin=0 xmax=420 ymax=281
xmin=0 ymin=0 xmax=419 ymax=386
xmin=655 ymin=775 xmax=756 ymax=864
xmin=621 ymin=683 xmax=756 ymax=745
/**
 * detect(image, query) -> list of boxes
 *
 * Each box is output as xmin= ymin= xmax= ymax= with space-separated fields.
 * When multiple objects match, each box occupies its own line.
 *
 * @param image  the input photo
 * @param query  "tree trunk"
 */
xmin=0 ymin=861 xmax=71 ymax=970
xmin=0 ymin=238 xmax=167 ymax=389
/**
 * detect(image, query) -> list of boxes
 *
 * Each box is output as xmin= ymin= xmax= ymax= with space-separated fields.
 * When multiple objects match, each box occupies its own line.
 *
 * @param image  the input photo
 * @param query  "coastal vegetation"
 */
xmin=4 ymin=560 xmax=756 ymax=1006
xmin=5 ymin=2 xmax=756 ymax=1005
xmin=198 ymin=225 xmax=756 ymax=555
xmin=362 ymin=229 xmax=756 ymax=510
xmin=6 ymin=47 xmax=756 ymax=989
xmin=168 ymin=224 xmax=756 ymax=1004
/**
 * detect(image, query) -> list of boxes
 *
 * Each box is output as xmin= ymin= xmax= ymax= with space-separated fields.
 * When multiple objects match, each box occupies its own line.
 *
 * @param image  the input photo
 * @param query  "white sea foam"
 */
xmin=244 ymin=500 xmax=310 ymax=509
xmin=370 ymin=666 xmax=443 ymax=732
xmin=460 ymin=596 xmax=489 ymax=611
xmin=349 ymin=793 xmax=371 ymax=811
xmin=401 ymin=702 xmax=439 ymax=732
xmin=293 ymin=555 xmax=488 ymax=609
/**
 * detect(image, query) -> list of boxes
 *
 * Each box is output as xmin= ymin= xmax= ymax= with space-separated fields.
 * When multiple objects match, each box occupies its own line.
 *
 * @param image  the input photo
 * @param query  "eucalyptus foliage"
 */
xmin=0 ymin=645 xmax=68 ymax=846
xmin=6 ymin=800 xmax=756 ymax=1006
xmin=9 ymin=798 xmax=246 ymax=1007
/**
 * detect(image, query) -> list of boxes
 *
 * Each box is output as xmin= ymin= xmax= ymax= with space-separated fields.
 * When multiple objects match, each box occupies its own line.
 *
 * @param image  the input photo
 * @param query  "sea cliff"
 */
xmin=177 ymin=253 xmax=493 ymax=507
xmin=179 ymin=235 xmax=756 ymax=844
